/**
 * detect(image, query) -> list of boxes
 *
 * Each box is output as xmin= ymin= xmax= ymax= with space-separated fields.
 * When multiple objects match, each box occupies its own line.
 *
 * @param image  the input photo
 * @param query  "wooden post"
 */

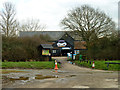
xmin=49 ymin=49 xmax=51 ymax=61
xmin=72 ymin=47 xmax=74 ymax=61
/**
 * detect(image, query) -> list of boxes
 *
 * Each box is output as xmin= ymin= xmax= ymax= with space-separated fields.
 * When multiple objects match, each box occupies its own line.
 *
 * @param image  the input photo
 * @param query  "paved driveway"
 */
xmin=2 ymin=57 xmax=119 ymax=88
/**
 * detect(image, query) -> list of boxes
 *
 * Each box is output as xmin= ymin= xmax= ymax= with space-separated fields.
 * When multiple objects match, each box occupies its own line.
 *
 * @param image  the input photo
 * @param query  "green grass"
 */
xmin=74 ymin=60 xmax=120 ymax=71
xmin=2 ymin=61 xmax=60 ymax=69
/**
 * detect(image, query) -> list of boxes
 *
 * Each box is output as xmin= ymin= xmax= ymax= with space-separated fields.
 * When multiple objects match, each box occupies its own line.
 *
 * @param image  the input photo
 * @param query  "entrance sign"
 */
xmin=42 ymin=49 xmax=49 ymax=55
xmin=57 ymin=40 xmax=67 ymax=47
xmin=76 ymin=50 xmax=79 ymax=54
xmin=74 ymin=50 xmax=79 ymax=54
xmin=62 ymin=47 xmax=71 ymax=50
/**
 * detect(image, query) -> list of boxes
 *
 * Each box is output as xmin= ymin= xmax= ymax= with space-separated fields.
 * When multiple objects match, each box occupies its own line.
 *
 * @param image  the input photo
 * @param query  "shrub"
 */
xmin=2 ymin=35 xmax=51 ymax=61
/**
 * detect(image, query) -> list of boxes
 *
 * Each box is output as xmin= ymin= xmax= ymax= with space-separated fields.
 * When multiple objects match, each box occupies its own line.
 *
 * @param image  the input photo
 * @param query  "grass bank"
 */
xmin=2 ymin=61 xmax=60 ymax=69
xmin=68 ymin=60 xmax=120 ymax=71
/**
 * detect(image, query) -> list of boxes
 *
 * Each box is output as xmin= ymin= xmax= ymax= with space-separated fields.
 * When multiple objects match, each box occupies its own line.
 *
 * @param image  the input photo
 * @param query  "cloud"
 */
xmin=0 ymin=0 xmax=119 ymax=30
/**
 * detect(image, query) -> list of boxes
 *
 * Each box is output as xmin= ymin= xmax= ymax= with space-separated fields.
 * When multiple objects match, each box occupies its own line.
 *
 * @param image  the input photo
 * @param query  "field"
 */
xmin=2 ymin=61 xmax=60 ymax=69
xmin=70 ymin=60 xmax=120 ymax=71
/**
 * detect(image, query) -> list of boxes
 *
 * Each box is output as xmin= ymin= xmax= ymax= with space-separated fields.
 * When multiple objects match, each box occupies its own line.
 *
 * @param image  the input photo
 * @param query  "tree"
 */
xmin=0 ymin=2 xmax=19 ymax=37
xmin=20 ymin=19 xmax=46 ymax=31
xmin=60 ymin=5 xmax=116 ymax=42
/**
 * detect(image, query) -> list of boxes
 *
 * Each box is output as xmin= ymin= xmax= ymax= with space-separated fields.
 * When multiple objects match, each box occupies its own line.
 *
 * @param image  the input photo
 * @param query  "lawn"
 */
xmin=71 ymin=60 xmax=120 ymax=71
xmin=2 ymin=61 xmax=60 ymax=69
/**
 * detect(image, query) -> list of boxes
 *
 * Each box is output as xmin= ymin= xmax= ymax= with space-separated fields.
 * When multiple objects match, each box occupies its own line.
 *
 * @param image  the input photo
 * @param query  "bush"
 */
xmin=2 ymin=35 xmax=51 ymax=61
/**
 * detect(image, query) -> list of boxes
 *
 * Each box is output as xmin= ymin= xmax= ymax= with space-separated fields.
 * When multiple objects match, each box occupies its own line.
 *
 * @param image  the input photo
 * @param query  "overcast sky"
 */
xmin=0 ymin=0 xmax=119 ymax=31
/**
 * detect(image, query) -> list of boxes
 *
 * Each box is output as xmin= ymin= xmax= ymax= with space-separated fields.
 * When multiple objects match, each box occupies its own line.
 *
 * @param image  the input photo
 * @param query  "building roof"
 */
xmin=52 ymin=47 xmax=60 ymax=49
xmin=20 ymin=31 xmax=86 ymax=50
xmin=74 ymin=41 xmax=86 ymax=49
xmin=60 ymin=33 xmax=74 ymax=46
xmin=40 ymin=44 xmax=53 ymax=49
xmin=19 ymin=31 xmax=82 ymax=41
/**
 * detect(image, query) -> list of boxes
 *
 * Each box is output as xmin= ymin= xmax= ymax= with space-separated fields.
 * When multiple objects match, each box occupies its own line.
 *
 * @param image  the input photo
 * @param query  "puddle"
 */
xmin=57 ymin=70 xmax=69 ymax=73
xmin=66 ymin=75 xmax=76 ymax=77
xmin=35 ymin=75 xmax=58 ymax=80
xmin=35 ymin=74 xmax=43 ymax=77
xmin=72 ymin=85 xmax=89 ymax=88
xmin=2 ymin=74 xmax=59 ymax=84
xmin=105 ymin=78 xmax=118 ymax=82
xmin=2 ymin=70 xmax=28 ymax=74
xmin=9 ymin=76 xmax=29 ymax=81
xmin=52 ymin=70 xmax=70 ymax=73
xmin=2 ymin=76 xmax=12 ymax=83
xmin=2 ymin=75 xmax=29 ymax=84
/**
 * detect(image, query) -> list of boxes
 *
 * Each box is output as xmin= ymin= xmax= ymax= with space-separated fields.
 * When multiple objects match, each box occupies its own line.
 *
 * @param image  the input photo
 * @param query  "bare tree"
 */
xmin=20 ymin=19 xmax=46 ymax=31
xmin=60 ymin=5 xmax=116 ymax=42
xmin=0 ymin=2 xmax=19 ymax=37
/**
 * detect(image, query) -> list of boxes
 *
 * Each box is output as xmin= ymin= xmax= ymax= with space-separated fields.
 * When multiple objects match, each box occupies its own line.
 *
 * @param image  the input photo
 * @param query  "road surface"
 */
xmin=2 ymin=57 xmax=119 ymax=88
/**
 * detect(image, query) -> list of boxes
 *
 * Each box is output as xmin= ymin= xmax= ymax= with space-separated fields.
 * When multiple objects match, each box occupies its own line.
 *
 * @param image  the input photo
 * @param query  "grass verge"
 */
xmin=73 ymin=60 xmax=120 ymax=71
xmin=2 ymin=61 xmax=60 ymax=69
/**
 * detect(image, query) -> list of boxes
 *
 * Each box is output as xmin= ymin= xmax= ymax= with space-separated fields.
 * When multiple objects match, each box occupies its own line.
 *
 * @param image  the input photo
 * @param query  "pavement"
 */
xmin=2 ymin=57 xmax=119 ymax=88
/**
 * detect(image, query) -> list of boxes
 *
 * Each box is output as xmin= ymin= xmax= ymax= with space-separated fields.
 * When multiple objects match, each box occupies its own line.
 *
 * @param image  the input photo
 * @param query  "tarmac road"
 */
xmin=2 ymin=57 xmax=119 ymax=88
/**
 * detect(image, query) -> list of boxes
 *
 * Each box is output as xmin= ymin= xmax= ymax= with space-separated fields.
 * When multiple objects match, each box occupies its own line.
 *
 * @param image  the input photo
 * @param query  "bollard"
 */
xmin=54 ymin=60 xmax=58 ymax=70
xmin=90 ymin=61 xmax=91 ymax=64
xmin=92 ymin=61 xmax=95 ymax=69
xmin=107 ymin=63 xmax=109 ymax=68
xmin=87 ymin=60 xmax=88 ymax=63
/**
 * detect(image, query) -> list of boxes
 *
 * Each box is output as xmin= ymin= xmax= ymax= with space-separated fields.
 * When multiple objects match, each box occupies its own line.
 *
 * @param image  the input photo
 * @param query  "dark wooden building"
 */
xmin=20 ymin=31 xmax=86 ymax=57
xmin=38 ymin=44 xmax=53 ymax=55
xmin=52 ymin=33 xmax=74 ymax=56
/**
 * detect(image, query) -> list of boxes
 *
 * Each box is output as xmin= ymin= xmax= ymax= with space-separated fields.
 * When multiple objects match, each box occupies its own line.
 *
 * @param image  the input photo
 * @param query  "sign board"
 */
xmin=74 ymin=50 xmax=79 ymax=54
xmin=57 ymin=40 xmax=67 ymax=47
xmin=42 ymin=49 xmax=49 ymax=55
xmin=62 ymin=47 xmax=71 ymax=50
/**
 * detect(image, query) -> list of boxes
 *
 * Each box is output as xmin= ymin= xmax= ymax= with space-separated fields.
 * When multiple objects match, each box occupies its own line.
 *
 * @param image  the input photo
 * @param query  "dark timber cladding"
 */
xmin=37 ymin=44 xmax=53 ymax=61
xmin=40 ymin=44 xmax=53 ymax=49
xmin=20 ymin=31 xmax=86 ymax=58
xmin=52 ymin=33 xmax=74 ymax=56
xmin=37 ymin=44 xmax=53 ymax=55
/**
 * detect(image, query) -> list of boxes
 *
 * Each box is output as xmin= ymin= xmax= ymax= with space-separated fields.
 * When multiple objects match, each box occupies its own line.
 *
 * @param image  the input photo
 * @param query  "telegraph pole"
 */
xmin=118 ymin=1 xmax=120 ymax=38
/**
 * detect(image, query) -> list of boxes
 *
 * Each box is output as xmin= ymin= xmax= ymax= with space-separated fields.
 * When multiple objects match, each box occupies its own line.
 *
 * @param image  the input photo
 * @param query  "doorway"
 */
xmin=61 ymin=49 xmax=72 ymax=56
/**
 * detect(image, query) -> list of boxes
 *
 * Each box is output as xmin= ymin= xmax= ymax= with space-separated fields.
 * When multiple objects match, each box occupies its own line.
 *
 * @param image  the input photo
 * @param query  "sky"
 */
xmin=0 ymin=0 xmax=119 ymax=31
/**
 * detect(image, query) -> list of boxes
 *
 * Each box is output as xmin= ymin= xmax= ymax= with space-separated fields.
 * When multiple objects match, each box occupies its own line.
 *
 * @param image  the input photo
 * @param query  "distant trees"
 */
xmin=2 ymin=35 xmax=51 ymax=61
xmin=0 ymin=2 xmax=46 ymax=37
xmin=60 ymin=5 xmax=116 ymax=42
xmin=0 ymin=2 xmax=19 ymax=37
xmin=19 ymin=19 xmax=46 ymax=31
xmin=61 ymin=5 xmax=119 ymax=60
xmin=87 ymin=34 xmax=119 ymax=60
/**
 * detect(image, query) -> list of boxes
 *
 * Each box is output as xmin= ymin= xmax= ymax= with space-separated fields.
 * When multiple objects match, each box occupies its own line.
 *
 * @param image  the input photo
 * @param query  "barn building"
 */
xmin=19 ymin=31 xmax=86 ymax=57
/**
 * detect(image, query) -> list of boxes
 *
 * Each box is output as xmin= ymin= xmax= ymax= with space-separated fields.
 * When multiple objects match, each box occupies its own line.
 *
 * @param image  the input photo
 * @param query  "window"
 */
xmin=53 ymin=50 xmax=56 ymax=53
